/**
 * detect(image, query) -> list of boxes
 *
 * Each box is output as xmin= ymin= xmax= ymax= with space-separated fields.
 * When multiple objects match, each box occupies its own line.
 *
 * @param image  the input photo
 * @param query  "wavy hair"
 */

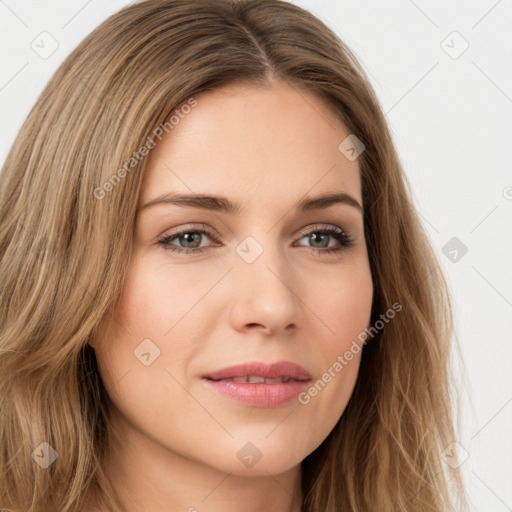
xmin=0 ymin=0 xmax=467 ymax=510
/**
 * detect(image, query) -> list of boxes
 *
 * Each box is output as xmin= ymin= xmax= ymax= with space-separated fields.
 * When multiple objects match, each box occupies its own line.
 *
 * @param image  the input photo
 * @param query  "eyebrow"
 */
xmin=139 ymin=191 xmax=363 ymax=214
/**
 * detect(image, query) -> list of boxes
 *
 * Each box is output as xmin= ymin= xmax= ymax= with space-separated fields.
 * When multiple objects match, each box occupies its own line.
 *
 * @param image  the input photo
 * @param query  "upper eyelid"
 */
xmin=163 ymin=223 xmax=218 ymax=237
xmin=296 ymin=223 xmax=347 ymax=236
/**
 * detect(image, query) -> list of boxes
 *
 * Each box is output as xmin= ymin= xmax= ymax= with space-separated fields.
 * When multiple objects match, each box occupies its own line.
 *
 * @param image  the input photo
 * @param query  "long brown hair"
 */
xmin=0 ymin=1 xmax=467 ymax=510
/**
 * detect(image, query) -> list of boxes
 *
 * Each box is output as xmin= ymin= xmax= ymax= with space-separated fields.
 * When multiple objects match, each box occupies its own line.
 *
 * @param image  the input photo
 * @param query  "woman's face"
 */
xmin=92 ymin=81 xmax=373 ymax=477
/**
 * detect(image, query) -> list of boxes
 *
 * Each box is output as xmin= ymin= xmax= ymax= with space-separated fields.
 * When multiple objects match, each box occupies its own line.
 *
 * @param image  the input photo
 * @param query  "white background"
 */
xmin=1 ymin=1 xmax=511 ymax=510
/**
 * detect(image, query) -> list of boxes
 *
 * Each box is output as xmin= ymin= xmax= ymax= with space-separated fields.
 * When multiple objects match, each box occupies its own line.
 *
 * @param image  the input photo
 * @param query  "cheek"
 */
xmin=112 ymin=253 xmax=220 ymax=339
xmin=93 ymin=255 xmax=218 ymax=395
xmin=91 ymin=266 xmax=199 ymax=439
xmin=295 ymin=260 xmax=372 ymax=430
xmin=313 ymin=258 xmax=374 ymax=348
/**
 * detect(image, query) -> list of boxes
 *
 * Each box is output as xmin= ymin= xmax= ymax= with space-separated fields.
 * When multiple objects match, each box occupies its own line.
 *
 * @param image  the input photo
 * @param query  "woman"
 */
xmin=0 ymin=0 xmax=467 ymax=510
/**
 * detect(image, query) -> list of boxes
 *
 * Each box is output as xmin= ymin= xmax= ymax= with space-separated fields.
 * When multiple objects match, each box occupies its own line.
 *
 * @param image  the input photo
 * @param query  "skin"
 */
xmin=90 ymin=80 xmax=373 ymax=512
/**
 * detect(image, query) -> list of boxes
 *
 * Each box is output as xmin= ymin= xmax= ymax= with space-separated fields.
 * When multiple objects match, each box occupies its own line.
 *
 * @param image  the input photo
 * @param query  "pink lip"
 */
xmin=201 ymin=361 xmax=312 ymax=408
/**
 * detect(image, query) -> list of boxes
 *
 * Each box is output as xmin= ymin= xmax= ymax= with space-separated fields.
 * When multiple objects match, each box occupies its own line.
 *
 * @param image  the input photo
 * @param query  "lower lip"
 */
xmin=202 ymin=378 xmax=310 ymax=408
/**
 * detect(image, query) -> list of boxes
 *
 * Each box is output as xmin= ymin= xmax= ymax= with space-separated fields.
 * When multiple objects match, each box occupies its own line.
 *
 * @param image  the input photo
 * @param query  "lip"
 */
xmin=201 ymin=361 xmax=312 ymax=408
xmin=202 ymin=361 xmax=312 ymax=381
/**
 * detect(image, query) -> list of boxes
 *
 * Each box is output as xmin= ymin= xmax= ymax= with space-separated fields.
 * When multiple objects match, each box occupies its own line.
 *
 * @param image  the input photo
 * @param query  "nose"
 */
xmin=228 ymin=240 xmax=301 ymax=336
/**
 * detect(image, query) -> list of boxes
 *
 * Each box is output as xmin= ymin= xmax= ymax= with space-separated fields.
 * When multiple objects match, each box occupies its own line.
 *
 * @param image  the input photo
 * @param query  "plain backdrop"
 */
xmin=1 ymin=1 xmax=511 ymax=510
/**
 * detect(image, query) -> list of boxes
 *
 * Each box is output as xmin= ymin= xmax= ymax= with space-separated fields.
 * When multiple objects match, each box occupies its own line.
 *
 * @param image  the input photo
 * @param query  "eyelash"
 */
xmin=156 ymin=223 xmax=354 ymax=256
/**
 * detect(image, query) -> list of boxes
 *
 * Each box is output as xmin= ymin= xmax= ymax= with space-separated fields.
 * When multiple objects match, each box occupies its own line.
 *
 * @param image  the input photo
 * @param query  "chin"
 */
xmin=225 ymin=457 xmax=303 ymax=477
xmin=196 ymin=437 xmax=307 ymax=477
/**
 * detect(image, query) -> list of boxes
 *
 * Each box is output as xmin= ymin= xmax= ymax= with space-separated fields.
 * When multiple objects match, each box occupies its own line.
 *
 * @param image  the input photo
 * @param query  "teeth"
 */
xmin=265 ymin=377 xmax=290 ymax=383
xmin=247 ymin=375 xmax=265 ymax=383
xmin=216 ymin=376 xmax=294 ymax=383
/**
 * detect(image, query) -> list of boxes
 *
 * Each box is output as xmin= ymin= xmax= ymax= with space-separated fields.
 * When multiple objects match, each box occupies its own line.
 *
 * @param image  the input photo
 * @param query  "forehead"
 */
xmin=139 ymin=81 xmax=362 ymax=210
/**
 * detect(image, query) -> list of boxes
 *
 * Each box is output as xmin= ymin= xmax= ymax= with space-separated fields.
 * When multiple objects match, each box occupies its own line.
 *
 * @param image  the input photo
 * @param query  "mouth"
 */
xmin=201 ymin=361 xmax=312 ymax=408
xmin=205 ymin=375 xmax=305 ymax=384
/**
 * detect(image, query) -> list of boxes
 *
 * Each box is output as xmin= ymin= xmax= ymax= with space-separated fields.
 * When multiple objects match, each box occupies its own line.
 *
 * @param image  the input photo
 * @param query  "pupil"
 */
xmin=310 ymin=233 xmax=329 ymax=248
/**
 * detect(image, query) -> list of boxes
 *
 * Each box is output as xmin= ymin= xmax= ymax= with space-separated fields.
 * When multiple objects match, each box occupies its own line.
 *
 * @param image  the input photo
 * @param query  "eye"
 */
xmin=156 ymin=223 xmax=354 ymax=255
xmin=156 ymin=224 xmax=218 ymax=254
xmin=294 ymin=224 xmax=354 ymax=254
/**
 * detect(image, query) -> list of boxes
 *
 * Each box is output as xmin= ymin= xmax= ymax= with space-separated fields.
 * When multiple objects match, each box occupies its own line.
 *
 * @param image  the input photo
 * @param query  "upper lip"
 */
xmin=202 ymin=361 xmax=312 ymax=381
